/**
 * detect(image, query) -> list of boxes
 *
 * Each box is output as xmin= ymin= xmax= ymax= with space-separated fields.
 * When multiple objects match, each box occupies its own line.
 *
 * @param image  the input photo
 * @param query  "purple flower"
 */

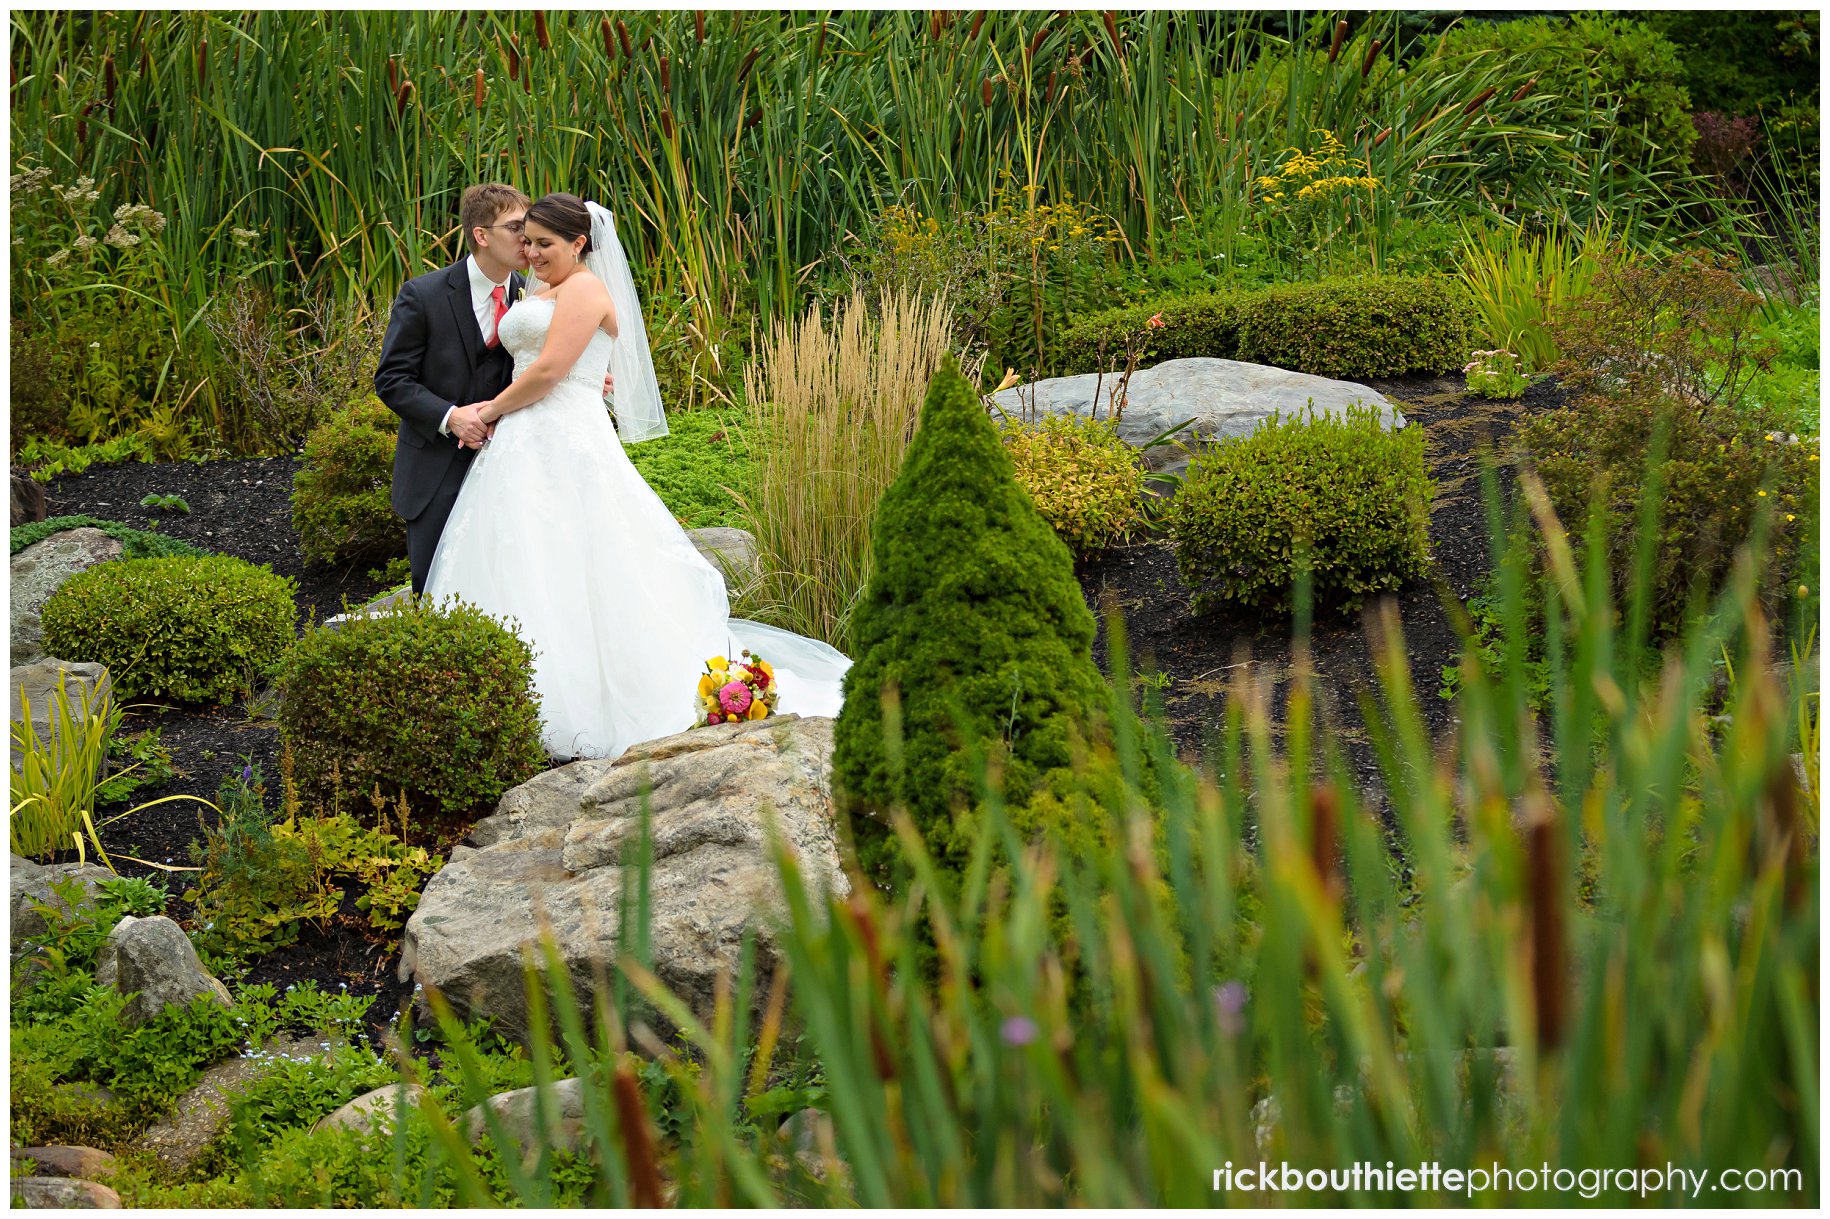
xmin=1213 ymin=981 xmax=1247 ymax=1036
xmin=240 ymin=764 xmax=254 ymax=784
xmin=1000 ymin=1015 xmax=1038 ymax=1046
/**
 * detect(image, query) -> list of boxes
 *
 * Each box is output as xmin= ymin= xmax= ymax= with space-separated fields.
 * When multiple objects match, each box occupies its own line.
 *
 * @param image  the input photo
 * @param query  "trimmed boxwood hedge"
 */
xmin=1055 ymin=275 xmax=1475 ymax=380
xmin=41 ymin=555 xmax=298 ymax=704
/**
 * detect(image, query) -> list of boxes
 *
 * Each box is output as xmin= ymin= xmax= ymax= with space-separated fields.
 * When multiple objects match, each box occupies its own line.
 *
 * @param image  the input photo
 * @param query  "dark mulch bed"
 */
xmin=29 ymin=375 xmax=1541 ymax=1043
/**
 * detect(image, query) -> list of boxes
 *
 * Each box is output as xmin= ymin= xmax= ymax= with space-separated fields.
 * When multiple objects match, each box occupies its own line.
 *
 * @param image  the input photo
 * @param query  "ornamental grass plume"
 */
xmin=832 ymin=357 xmax=1110 ymax=890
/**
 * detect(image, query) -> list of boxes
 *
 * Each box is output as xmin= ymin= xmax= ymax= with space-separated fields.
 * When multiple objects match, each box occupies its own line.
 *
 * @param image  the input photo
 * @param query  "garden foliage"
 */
xmin=10 ymin=513 xmax=208 ymax=558
xmin=998 ymin=414 xmax=1147 ymax=557
xmin=275 ymin=596 xmax=547 ymax=823
xmin=832 ymin=358 xmax=1108 ymax=888
xmin=290 ymin=396 xmax=406 ymax=567
xmin=40 ymin=556 xmax=297 ymax=704
xmin=1170 ymin=404 xmax=1434 ymax=616
xmin=1056 ymin=275 xmax=1474 ymax=379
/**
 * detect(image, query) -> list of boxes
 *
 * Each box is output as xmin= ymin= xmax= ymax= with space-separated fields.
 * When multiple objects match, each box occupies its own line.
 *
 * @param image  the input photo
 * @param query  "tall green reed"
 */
xmin=1456 ymin=217 xmax=1613 ymax=371
xmin=391 ymin=457 xmax=1817 ymax=1205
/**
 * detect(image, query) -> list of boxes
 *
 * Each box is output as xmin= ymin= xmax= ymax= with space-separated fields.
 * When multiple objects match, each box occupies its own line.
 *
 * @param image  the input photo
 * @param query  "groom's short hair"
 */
xmin=459 ymin=183 xmax=532 ymax=253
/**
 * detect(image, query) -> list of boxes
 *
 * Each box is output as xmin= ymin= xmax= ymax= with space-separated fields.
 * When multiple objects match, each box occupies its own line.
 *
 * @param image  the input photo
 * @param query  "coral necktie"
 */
xmin=486 ymin=284 xmax=508 ymax=347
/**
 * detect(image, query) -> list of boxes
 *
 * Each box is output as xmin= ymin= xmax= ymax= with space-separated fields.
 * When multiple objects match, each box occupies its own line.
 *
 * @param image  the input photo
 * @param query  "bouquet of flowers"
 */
xmin=694 ymin=650 xmax=778 ymax=726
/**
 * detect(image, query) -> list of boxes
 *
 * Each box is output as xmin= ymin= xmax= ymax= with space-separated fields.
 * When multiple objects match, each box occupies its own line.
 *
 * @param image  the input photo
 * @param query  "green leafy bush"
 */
xmin=1439 ymin=14 xmax=1698 ymax=181
xmin=998 ymin=415 xmax=1146 ymax=556
xmin=832 ymin=358 xmax=1109 ymax=889
xmin=1056 ymin=275 xmax=1474 ymax=380
xmin=622 ymin=407 xmax=755 ymax=529
xmin=291 ymin=396 xmax=406 ymax=567
xmin=10 ymin=513 xmax=209 ymax=558
xmin=1169 ymin=404 xmax=1434 ymax=616
xmin=40 ymin=556 xmax=297 ymax=704
xmin=276 ymin=596 xmax=547 ymax=823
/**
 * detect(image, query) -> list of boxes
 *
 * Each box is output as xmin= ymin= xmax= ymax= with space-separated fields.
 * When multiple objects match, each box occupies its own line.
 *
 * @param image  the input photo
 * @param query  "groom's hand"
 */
xmin=602 ymin=372 xmax=615 ymax=398
xmin=449 ymin=404 xmax=490 ymax=448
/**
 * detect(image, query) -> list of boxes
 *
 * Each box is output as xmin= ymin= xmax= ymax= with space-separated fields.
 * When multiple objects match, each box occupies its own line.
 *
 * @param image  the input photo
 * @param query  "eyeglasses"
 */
xmin=482 ymin=220 xmax=526 ymax=235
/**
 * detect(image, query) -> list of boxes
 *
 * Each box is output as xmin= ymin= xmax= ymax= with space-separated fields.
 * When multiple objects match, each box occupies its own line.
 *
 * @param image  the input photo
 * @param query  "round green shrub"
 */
xmin=291 ymin=396 xmax=405 ymax=567
xmin=276 ymin=595 xmax=547 ymax=824
xmin=999 ymin=414 xmax=1147 ymax=556
xmin=832 ymin=357 xmax=1110 ymax=889
xmin=1169 ymin=405 xmax=1434 ymax=616
xmin=41 ymin=556 xmax=298 ymax=704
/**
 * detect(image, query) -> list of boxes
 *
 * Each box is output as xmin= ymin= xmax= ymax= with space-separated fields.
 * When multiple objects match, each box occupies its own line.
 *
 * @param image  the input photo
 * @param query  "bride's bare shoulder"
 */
xmin=558 ymin=269 xmax=608 ymax=299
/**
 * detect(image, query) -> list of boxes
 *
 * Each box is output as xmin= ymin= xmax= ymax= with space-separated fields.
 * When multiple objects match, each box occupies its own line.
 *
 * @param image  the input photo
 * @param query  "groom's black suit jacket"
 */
xmin=373 ymin=260 xmax=525 ymax=521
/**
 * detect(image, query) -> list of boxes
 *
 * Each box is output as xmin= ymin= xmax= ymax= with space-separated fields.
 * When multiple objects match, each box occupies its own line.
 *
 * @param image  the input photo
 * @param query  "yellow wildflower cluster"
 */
xmin=982 ymin=175 xmax=1124 ymax=255
xmin=1254 ymin=129 xmax=1381 ymax=206
xmin=880 ymin=203 xmax=944 ymax=261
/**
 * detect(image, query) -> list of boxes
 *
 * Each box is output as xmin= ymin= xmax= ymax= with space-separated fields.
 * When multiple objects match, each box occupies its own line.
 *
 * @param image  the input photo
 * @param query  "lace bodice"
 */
xmin=497 ymin=295 xmax=615 ymax=393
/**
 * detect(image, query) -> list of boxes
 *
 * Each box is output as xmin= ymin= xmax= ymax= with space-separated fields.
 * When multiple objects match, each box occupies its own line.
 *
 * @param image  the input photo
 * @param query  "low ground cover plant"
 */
xmin=40 ymin=555 xmax=297 ymax=704
xmin=10 ymin=513 xmax=209 ymax=559
xmin=622 ymin=406 xmax=754 ymax=529
xmin=998 ymin=414 xmax=1147 ymax=556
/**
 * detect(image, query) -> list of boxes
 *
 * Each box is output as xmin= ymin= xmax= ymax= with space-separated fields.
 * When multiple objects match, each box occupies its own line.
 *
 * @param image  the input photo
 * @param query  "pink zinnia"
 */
xmin=719 ymin=680 xmax=753 ymax=716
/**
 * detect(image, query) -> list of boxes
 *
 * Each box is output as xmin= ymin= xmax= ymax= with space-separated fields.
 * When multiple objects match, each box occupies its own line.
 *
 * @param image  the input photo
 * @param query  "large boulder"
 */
xmin=463 ymin=1078 xmax=588 ymax=1157
xmin=402 ymin=714 xmax=849 ymax=1043
xmin=10 ymin=658 xmax=113 ymax=779
xmin=12 ymin=467 xmax=47 ymax=527
xmin=11 ymin=1146 xmax=118 ymax=1181
xmin=11 ymin=854 xmax=116 ymax=949
xmin=10 ymin=528 xmax=124 ymax=666
xmin=989 ymin=357 xmax=1406 ymax=474
xmin=312 ymin=1082 xmax=427 ymax=1135
xmin=94 ymin=914 xmax=233 ymax=1028
xmin=687 ymin=526 xmax=761 ymax=585
xmin=11 ymin=1178 xmax=121 ymax=1209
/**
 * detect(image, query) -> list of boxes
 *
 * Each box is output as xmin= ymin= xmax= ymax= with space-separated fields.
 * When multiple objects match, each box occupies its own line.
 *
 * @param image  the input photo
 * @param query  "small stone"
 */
xmin=11 ymin=1177 xmax=122 ymax=1208
xmin=311 ymin=1083 xmax=427 ymax=1135
xmin=94 ymin=915 xmax=233 ymax=1028
xmin=686 ymin=527 xmax=761 ymax=585
xmin=11 ymin=1146 xmax=118 ymax=1180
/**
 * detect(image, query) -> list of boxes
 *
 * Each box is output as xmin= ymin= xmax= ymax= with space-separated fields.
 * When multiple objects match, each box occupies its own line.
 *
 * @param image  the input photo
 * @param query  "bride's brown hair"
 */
xmin=523 ymin=192 xmax=593 ymax=253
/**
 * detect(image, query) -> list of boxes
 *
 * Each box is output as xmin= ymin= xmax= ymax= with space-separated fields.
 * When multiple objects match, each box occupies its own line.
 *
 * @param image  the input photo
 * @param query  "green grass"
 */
xmin=622 ymin=408 xmax=754 ymax=530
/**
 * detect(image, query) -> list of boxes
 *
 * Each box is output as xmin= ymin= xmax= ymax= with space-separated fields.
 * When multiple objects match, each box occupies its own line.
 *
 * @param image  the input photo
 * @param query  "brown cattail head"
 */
xmin=1362 ymin=38 xmax=1382 ymax=77
xmin=695 ymin=10 xmax=705 ymax=43
xmin=76 ymin=100 xmax=92 ymax=144
xmin=813 ymin=17 xmax=827 ymax=59
xmin=738 ymin=47 xmax=760 ymax=83
xmin=522 ymin=59 xmax=531 ymax=93
xmin=1524 ymin=793 xmax=1567 ymax=1051
xmin=1373 ymin=126 xmax=1391 ymax=147
xmin=1027 ymin=23 xmax=1049 ymax=60
xmin=661 ymin=108 xmax=674 ymax=139
xmin=745 ymin=106 xmax=762 ymax=130
xmin=981 ymin=77 xmax=994 ymax=107
xmin=535 ymin=11 xmax=550 ymax=52
xmin=103 ymin=53 xmax=115 ymax=105
xmin=1462 ymin=84 xmax=1498 ymax=115
xmin=1309 ymin=784 xmax=1343 ymax=907
xmin=1328 ymin=19 xmax=1348 ymax=63
xmin=969 ymin=10 xmax=986 ymax=41
xmin=474 ymin=67 xmax=486 ymax=107
xmin=601 ymin=17 xmax=615 ymax=59
xmin=930 ymin=11 xmax=942 ymax=40
xmin=1045 ymin=68 xmax=1058 ymax=104
xmin=1510 ymin=77 xmax=1537 ymax=103
xmin=505 ymin=35 xmax=520 ymax=81
xmin=387 ymin=55 xmax=398 ymax=93
xmin=616 ymin=19 xmax=633 ymax=60
xmin=1103 ymin=11 xmax=1122 ymax=59
xmin=659 ymin=54 xmax=670 ymax=92
xmin=396 ymin=78 xmax=415 ymax=117
xmin=611 ymin=1063 xmax=665 ymax=1208
xmin=197 ymin=38 xmax=208 ymax=89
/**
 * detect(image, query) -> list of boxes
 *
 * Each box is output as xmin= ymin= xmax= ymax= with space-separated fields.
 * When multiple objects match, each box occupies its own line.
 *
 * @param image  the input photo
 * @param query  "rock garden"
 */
xmin=9 ymin=10 xmax=1822 ymax=1208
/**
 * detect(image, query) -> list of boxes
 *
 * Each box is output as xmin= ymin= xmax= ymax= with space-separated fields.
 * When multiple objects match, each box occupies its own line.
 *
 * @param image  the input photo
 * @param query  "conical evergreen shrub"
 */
xmin=832 ymin=356 xmax=1109 ymax=887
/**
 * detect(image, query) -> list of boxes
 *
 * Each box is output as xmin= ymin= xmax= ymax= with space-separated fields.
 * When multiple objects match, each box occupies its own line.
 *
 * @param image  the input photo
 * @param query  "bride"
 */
xmin=422 ymin=192 xmax=850 ymax=759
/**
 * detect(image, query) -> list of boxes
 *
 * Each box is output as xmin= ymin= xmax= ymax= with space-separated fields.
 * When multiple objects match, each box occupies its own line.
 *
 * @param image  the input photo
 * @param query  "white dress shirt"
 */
xmin=439 ymin=255 xmax=515 ymax=436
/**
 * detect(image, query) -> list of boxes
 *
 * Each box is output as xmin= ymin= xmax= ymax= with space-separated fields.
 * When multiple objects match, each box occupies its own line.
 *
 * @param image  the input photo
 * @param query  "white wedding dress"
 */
xmin=423 ymin=295 xmax=851 ymax=759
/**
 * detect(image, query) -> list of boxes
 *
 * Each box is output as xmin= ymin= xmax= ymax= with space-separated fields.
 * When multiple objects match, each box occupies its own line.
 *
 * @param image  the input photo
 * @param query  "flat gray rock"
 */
xmin=131 ymin=1034 xmax=340 ymax=1172
xmin=463 ymin=1077 xmax=587 ymax=1158
xmin=312 ymin=1082 xmax=427 ymax=1135
xmin=319 ymin=586 xmax=414 ymax=631
xmin=402 ymin=715 xmax=848 ymax=1044
xmin=94 ymin=914 xmax=233 ymax=1028
xmin=990 ymin=357 xmax=1405 ymax=475
xmin=9 ymin=658 xmax=112 ymax=778
xmin=11 ymin=1146 xmax=118 ymax=1181
xmin=10 ymin=528 xmax=123 ymax=666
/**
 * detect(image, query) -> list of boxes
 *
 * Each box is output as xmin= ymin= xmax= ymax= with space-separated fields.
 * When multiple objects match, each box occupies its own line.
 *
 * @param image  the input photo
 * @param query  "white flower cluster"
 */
xmin=114 ymin=201 xmax=167 ymax=232
xmin=1462 ymin=348 xmax=1518 ymax=375
xmin=231 ymin=226 xmax=260 ymax=249
xmin=59 ymin=175 xmax=100 ymax=204
xmin=10 ymin=166 xmax=52 ymax=194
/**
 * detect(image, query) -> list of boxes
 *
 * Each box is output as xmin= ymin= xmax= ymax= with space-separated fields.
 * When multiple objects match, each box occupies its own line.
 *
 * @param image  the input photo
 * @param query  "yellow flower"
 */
xmin=1758 ymin=490 xmax=1768 ymax=497
xmin=707 ymin=655 xmax=729 ymax=671
xmin=1787 ymin=514 xmax=1797 ymax=522
xmin=746 ymin=700 xmax=769 ymax=721
xmin=697 ymin=674 xmax=716 ymax=697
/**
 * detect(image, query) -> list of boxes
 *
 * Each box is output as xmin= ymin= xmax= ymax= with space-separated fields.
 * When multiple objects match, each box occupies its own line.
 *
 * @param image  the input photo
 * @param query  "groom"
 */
xmin=375 ymin=183 xmax=531 ymax=594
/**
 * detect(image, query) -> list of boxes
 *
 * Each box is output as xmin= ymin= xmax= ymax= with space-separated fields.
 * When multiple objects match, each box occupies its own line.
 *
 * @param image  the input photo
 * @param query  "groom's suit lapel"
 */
xmin=444 ymin=261 xmax=485 ymax=371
